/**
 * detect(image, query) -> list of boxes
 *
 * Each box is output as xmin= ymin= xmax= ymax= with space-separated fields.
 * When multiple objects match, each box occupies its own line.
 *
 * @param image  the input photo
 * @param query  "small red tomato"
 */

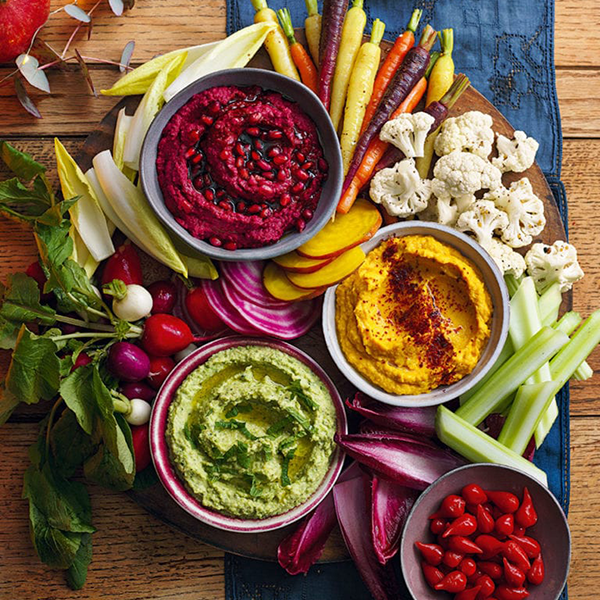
xmin=459 ymin=557 xmax=477 ymax=577
xmin=462 ymin=483 xmax=488 ymax=505
xmin=185 ymin=286 xmax=226 ymax=332
xmin=485 ymin=491 xmax=520 ymax=514
xmin=147 ymin=355 xmax=175 ymax=389
xmin=442 ymin=550 xmax=464 ymax=568
xmin=495 ymin=513 xmax=515 ymax=537
xmin=527 ymin=555 xmax=545 ymax=585
xmin=131 ymin=423 xmax=151 ymax=472
xmin=441 ymin=494 xmax=466 ymax=518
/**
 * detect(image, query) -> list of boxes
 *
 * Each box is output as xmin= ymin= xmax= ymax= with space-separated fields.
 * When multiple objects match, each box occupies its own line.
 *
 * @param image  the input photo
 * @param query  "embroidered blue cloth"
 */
xmin=225 ymin=1 xmax=569 ymax=598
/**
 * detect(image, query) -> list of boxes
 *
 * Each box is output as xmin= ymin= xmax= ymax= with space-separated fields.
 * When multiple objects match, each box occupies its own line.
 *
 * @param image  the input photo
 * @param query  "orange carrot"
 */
xmin=337 ymin=75 xmax=427 ymax=214
xmin=278 ymin=9 xmax=319 ymax=93
xmin=359 ymin=9 xmax=422 ymax=136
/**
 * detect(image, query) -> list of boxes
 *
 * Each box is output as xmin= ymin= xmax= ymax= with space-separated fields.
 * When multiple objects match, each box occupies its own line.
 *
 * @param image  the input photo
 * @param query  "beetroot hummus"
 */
xmin=156 ymin=85 xmax=328 ymax=250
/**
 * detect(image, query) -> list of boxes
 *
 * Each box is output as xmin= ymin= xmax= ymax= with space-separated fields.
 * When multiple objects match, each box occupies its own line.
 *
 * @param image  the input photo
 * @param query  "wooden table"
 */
xmin=1 ymin=1 xmax=598 ymax=597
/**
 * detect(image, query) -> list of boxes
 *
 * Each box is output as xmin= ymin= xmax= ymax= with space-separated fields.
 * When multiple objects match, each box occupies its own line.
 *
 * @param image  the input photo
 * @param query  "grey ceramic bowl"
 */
xmin=139 ymin=68 xmax=343 ymax=261
xmin=400 ymin=463 xmax=571 ymax=600
xmin=322 ymin=221 xmax=510 ymax=407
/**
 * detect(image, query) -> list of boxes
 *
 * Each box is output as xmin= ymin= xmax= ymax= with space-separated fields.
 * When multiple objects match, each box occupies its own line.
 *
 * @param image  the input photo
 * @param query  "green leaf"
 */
xmin=60 ymin=365 xmax=97 ymax=435
xmin=0 ymin=386 xmax=21 ymax=426
xmin=0 ymin=272 xmax=56 ymax=326
xmin=0 ymin=315 xmax=21 ymax=349
xmin=0 ymin=141 xmax=46 ymax=181
xmin=132 ymin=465 xmax=159 ymax=491
xmin=0 ymin=177 xmax=50 ymax=207
xmin=66 ymin=533 xmax=92 ymax=590
xmin=5 ymin=325 xmax=60 ymax=404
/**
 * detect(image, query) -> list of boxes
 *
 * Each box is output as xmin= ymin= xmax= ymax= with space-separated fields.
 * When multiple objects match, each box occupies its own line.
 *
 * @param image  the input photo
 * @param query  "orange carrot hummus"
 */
xmin=335 ymin=235 xmax=492 ymax=395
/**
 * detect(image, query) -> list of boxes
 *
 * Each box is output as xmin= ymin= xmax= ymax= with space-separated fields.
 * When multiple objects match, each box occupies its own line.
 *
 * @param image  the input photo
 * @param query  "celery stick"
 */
xmin=498 ymin=381 xmax=557 ymax=454
xmin=573 ymin=362 xmax=593 ymax=380
xmin=553 ymin=311 xmax=582 ymax=335
xmin=436 ymin=406 xmax=548 ymax=486
xmin=459 ymin=338 xmax=514 ymax=405
xmin=538 ymin=282 xmax=562 ymax=326
xmin=455 ymin=327 xmax=569 ymax=426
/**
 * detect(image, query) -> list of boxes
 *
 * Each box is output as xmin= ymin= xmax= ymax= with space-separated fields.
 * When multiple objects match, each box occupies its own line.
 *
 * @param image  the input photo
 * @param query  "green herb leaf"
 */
xmin=5 ymin=325 xmax=60 ymax=404
xmin=0 ymin=177 xmax=50 ymax=209
xmin=267 ymin=416 xmax=292 ymax=437
xmin=0 ymin=272 xmax=56 ymax=328
xmin=215 ymin=419 xmax=258 ymax=440
xmin=280 ymin=447 xmax=296 ymax=487
xmin=66 ymin=533 xmax=92 ymax=590
xmin=60 ymin=364 xmax=97 ymax=435
xmin=288 ymin=380 xmax=319 ymax=411
xmin=0 ymin=141 xmax=46 ymax=181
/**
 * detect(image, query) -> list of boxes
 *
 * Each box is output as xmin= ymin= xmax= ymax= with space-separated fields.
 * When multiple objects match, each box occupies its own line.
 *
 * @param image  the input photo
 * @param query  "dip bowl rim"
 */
xmin=139 ymin=67 xmax=343 ymax=262
xmin=400 ymin=462 xmax=571 ymax=600
xmin=322 ymin=221 xmax=510 ymax=407
xmin=150 ymin=335 xmax=348 ymax=533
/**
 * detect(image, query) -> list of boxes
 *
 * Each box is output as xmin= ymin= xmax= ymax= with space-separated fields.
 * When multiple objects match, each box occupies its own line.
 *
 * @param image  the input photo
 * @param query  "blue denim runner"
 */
xmin=225 ymin=1 xmax=569 ymax=597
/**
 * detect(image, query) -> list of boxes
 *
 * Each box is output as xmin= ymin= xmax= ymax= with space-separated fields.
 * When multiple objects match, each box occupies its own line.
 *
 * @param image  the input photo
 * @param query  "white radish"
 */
xmin=174 ymin=343 xmax=197 ymax=362
xmin=113 ymin=284 xmax=153 ymax=322
xmin=126 ymin=398 xmax=152 ymax=426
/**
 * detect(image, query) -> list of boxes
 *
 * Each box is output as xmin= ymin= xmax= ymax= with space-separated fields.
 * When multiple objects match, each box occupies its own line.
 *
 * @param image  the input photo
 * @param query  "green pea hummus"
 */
xmin=166 ymin=345 xmax=338 ymax=519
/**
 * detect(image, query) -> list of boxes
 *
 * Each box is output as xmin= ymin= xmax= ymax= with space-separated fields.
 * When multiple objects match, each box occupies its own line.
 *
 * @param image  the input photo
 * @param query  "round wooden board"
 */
xmin=76 ymin=33 xmax=567 ymax=563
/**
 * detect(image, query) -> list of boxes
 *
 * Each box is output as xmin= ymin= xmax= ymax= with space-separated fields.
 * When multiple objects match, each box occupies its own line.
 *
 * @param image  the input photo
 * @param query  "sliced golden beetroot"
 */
xmin=297 ymin=198 xmax=382 ymax=259
xmin=263 ymin=262 xmax=325 ymax=301
xmin=273 ymin=251 xmax=334 ymax=273
xmin=286 ymin=246 xmax=366 ymax=289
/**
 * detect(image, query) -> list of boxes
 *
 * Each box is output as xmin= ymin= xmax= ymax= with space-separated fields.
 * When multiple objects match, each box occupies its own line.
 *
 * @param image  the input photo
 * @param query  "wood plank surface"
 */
xmin=1 ymin=0 xmax=599 ymax=598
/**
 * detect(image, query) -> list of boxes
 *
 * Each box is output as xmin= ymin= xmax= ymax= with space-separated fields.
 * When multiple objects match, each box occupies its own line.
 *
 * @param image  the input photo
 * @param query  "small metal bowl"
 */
xmin=322 ymin=221 xmax=510 ymax=407
xmin=139 ymin=68 xmax=343 ymax=262
xmin=150 ymin=336 xmax=347 ymax=533
xmin=400 ymin=463 xmax=571 ymax=600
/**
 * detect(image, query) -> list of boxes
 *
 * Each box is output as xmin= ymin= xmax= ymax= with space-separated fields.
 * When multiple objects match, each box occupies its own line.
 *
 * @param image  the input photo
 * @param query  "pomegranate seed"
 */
xmin=216 ymin=189 xmax=226 ymax=198
xmin=237 ymin=202 xmax=246 ymax=212
xmin=246 ymin=127 xmax=260 ymax=136
xmin=205 ymin=189 xmax=215 ymax=201
xmin=247 ymin=161 xmax=255 ymax=170
xmin=255 ymin=140 xmax=264 ymax=151
xmin=208 ymin=101 xmax=220 ymax=115
xmin=273 ymin=154 xmax=287 ymax=166
xmin=219 ymin=149 xmax=229 ymax=160
xmin=268 ymin=147 xmax=281 ymax=157
xmin=235 ymin=143 xmax=245 ymax=156
xmin=280 ymin=193 xmax=292 ymax=207
xmin=257 ymin=159 xmax=271 ymax=171
xmin=235 ymin=156 xmax=244 ymax=168
xmin=209 ymin=236 xmax=222 ymax=247
xmin=189 ymin=129 xmax=201 ymax=143
xmin=292 ymin=182 xmax=305 ymax=194
xmin=318 ymin=158 xmax=328 ymax=171
xmin=302 ymin=208 xmax=314 ymax=220
xmin=248 ymin=204 xmax=261 ymax=214
xmin=192 ymin=152 xmax=203 ymax=164
xmin=193 ymin=177 xmax=204 ymax=188
xmin=218 ymin=200 xmax=230 ymax=210
xmin=251 ymin=150 xmax=261 ymax=161
xmin=180 ymin=199 xmax=193 ymax=213
xmin=249 ymin=113 xmax=261 ymax=124
xmin=277 ymin=169 xmax=286 ymax=181
xmin=260 ymin=207 xmax=272 ymax=218
xmin=259 ymin=184 xmax=273 ymax=195
xmin=223 ymin=241 xmax=237 ymax=251
xmin=296 ymin=218 xmax=306 ymax=232
xmin=268 ymin=130 xmax=283 ymax=139
xmin=296 ymin=152 xmax=306 ymax=163
xmin=263 ymin=171 xmax=275 ymax=179
xmin=260 ymin=203 xmax=267 ymax=209
xmin=204 ymin=174 xmax=212 ymax=186
xmin=201 ymin=115 xmax=214 ymax=126
xmin=301 ymin=161 xmax=313 ymax=171
xmin=296 ymin=169 xmax=309 ymax=182
xmin=185 ymin=148 xmax=196 ymax=158
xmin=240 ymin=168 xmax=249 ymax=180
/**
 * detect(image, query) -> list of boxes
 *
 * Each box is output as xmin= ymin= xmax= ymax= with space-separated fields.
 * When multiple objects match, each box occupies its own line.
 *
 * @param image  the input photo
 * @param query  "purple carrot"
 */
xmin=277 ymin=462 xmax=362 ymax=575
xmin=317 ymin=0 xmax=349 ymax=109
xmin=371 ymin=474 xmax=419 ymax=564
xmin=334 ymin=474 xmax=403 ymax=600
xmin=335 ymin=431 xmax=465 ymax=490
xmin=346 ymin=392 xmax=436 ymax=437
xmin=342 ymin=24 xmax=437 ymax=192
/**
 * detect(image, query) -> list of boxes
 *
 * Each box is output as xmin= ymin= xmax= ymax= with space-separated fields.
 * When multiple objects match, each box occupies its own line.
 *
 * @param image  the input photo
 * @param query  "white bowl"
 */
xmin=322 ymin=221 xmax=510 ymax=407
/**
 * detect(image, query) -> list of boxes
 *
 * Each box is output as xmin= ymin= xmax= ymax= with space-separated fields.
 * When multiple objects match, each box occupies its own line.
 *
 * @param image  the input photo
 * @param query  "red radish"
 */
xmin=185 ymin=286 xmax=227 ymax=332
xmin=101 ymin=242 xmax=143 ymax=287
xmin=131 ymin=424 xmax=151 ymax=472
xmin=0 ymin=0 xmax=50 ymax=62
xmin=342 ymin=25 xmax=437 ymax=193
xmin=219 ymin=261 xmax=288 ymax=308
xmin=120 ymin=381 xmax=155 ymax=402
xmin=141 ymin=314 xmax=195 ymax=357
xmin=26 ymin=260 xmax=48 ymax=292
xmin=148 ymin=280 xmax=177 ymax=314
xmin=107 ymin=342 xmax=151 ymax=382
xmin=317 ymin=0 xmax=349 ymax=110
xmin=147 ymin=355 xmax=175 ymax=389
xmin=72 ymin=352 xmax=92 ymax=371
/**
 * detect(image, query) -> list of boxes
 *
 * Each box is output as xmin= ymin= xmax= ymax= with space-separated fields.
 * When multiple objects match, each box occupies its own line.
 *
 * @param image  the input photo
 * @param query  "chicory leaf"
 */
xmin=66 ymin=533 xmax=92 ymax=590
xmin=0 ymin=141 xmax=46 ymax=180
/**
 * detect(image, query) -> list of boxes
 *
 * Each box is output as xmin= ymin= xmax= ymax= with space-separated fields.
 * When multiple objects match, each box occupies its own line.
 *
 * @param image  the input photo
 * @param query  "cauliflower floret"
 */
xmin=434 ymin=111 xmax=495 ymax=159
xmin=484 ymin=178 xmax=546 ymax=248
xmin=456 ymin=200 xmax=509 ymax=249
xmin=419 ymin=195 xmax=459 ymax=226
xmin=486 ymin=238 xmax=527 ymax=278
xmin=432 ymin=150 xmax=502 ymax=208
xmin=369 ymin=158 xmax=432 ymax=217
xmin=525 ymin=240 xmax=584 ymax=294
xmin=492 ymin=131 xmax=539 ymax=173
xmin=379 ymin=112 xmax=436 ymax=158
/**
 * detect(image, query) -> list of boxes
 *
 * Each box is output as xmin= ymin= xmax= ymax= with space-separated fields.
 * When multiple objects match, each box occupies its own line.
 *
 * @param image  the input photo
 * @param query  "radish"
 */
xmin=141 ymin=314 xmax=196 ymax=357
xmin=342 ymin=25 xmax=437 ymax=193
xmin=125 ymin=398 xmax=152 ymax=426
xmin=120 ymin=381 xmax=155 ymax=402
xmin=317 ymin=0 xmax=349 ymax=110
xmin=147 ymin=355 xmax=175 ymax=389
xmin=108 ymin=342 xmax=151 ymax=382
xmin=148 ymin=280 xmax=177 ymax=314
xmin=131 ymin=424 xmax=151 ymax=472
xmin=112 ymin=284 xmax=154 ymax=322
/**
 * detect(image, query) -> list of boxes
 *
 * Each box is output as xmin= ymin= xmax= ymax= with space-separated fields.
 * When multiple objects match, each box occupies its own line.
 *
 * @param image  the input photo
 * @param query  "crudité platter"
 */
xmin=0 ymin=3 xmax=590 ymax=596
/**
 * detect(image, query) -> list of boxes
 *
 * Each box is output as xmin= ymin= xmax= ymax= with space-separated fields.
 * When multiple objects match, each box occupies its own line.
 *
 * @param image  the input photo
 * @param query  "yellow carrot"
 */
xmin=329 ymin=0 xmax=367 ymax=132
xmin=340 ymin=19 xmax=385 ymax=175
xmin=251 ymin=0 xmax=300 ymax=80
xmin=304 ymin=0 xmax=322 ymax=66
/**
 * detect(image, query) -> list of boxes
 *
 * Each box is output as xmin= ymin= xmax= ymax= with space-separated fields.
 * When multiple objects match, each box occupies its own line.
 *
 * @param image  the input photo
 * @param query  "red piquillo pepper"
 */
xmin=475 ymin=574 xmax=496 ymax=597
xmin=434 ymin=571 xmax=468 ymax=593
xmin=455 ymin=585 xmax=482 ymax=600
xmin=495 ymin=584 xmax=531 ymax=600
xmin=478 ymin=561 xmax=503 ymax=580
xmin=422 ymin=562 xmax=444 ymax=588
xmin=459 ymin=557 xmax=477 ymax=577
xmin=515 ymin=487 xmax=538 ymax=528
xmin=462 ymin=483 xmax=487 ymax=505
xmin=430 ymin=518 xmax=447 ymax=535
xmin=503 ymin=558 xmax=526 ymax=587
xmin=448 ymin=536 xmax=483 ymax=555
xmin=503 ymin=541 xmax=531 ymax=573
xmin=442 ymin=513 xmax=478 ymax=538
xmin=495 ymin=514 xmax=515 ymax=537
xmin=415 ymin=542 xmax=444 ymax=566
xmin=527 ymin=555 xmax=545 ymax=585
xmin=443 ymin=550 xmax=464 ymax=568
xmin=440 ymin=494 xmax=466 ymax=518
xmin=477 ymin=504 xmax=496 ymax=534
xmin=508 ymin=535 xmax=541 ymax=559
xmin=485 ymin=491 xmax=520 ymax=514
xmin=475 ymin=535 xmax=504 ymax=558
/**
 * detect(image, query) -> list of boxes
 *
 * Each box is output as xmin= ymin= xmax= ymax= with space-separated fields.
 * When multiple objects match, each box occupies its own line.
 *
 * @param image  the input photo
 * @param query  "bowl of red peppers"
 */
xmin=400 ymin=463 xmax=570 ymax=600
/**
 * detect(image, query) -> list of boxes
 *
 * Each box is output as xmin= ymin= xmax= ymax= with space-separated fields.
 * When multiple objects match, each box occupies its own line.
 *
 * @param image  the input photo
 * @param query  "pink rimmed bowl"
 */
xmin=150 ymin=336 xmax=347 ymax=533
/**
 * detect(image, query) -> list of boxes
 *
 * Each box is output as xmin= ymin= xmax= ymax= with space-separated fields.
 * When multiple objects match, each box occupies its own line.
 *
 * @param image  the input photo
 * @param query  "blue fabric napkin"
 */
xmin=225 ymin=1 xmax=569 ymax=597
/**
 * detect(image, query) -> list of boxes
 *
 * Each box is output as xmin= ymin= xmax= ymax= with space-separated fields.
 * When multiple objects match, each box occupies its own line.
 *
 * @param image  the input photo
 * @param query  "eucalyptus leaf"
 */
xmin=120 ymin=41 xmax=135 ymax=72
xmin=16 ymin=54 xmax=51 ymax=93
xmin=14 ymin=76 xmax=42 ymax=118
xmin=109 ymin=0 xmax=124 ymax=16
xmin=0 ymin=141 xmax=46 ymax=180
xmin=64 ymin=3 xmax=91 ymax=23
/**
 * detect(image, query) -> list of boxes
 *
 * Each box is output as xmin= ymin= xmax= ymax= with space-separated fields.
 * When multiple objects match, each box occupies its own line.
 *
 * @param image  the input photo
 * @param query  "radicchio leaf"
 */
xmin=16 ymin=54 xmax=50 ymax=93
xmin=334 ymin=432 xmax=465 ymax=491
xmin=334 ymin=475 xmax=403 ymax=600
xmin=64 ymin=3 xmax=91 ymax=23
xmin=371 ymin=474 xmax=418 ymax=564
xmin=346 ymin=392 xmax=436 ymax=437
xmin=14 ymin=77 xmax=42 ymax=119
xmin=277 ymin=462 xmax=362 ymax=575
xmin=120 ymin=41 xmax=135 ymax=72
